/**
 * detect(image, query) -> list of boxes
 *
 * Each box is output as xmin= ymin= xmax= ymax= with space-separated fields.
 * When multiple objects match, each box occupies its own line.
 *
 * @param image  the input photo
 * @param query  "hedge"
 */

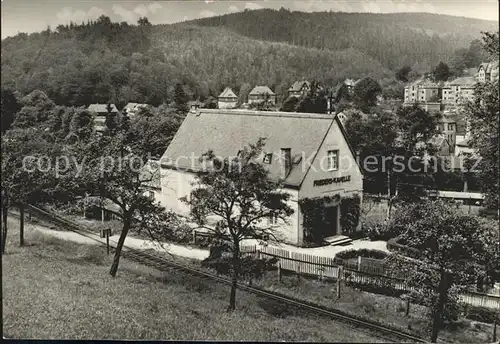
xmin=333 ymin=249 xmax=389 ymax=267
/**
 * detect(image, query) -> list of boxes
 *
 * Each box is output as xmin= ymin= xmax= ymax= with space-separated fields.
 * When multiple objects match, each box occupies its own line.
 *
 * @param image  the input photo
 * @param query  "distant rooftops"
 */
xmin=249 ymin=85 xmax=275 ymax=96
xmin=218 ymin=87 xmax=238 ymax=99
xmin=288 ymin=80 xmax=310 ymax=92
xmin=88 ymin=103 xmax=119 ymax=113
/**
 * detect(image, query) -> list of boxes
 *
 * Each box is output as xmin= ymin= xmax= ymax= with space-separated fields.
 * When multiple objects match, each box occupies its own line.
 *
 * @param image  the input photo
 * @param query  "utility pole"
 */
xmin=327 ymin=89 xmax=335 ymax=115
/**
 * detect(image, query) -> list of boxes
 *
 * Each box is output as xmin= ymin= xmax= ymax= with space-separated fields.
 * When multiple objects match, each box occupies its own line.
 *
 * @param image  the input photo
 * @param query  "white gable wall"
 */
xmin=297 ymin=119 xmax=363 ymax=240
xmin=156 ymin=167 xmax=301 ymax=245
xmin=299 ymin=119 xmax=363 ymax=199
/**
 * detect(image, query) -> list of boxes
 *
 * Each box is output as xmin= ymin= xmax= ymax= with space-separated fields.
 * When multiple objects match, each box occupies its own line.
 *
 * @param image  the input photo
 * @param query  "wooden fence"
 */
xmin=239 ymin=244 xmax=500 ymax=309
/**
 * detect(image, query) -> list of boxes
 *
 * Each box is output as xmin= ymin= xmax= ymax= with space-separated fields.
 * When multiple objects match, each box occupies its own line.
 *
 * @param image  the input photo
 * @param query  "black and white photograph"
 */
xmin=1 ymin=0 xmax=499 ymax=342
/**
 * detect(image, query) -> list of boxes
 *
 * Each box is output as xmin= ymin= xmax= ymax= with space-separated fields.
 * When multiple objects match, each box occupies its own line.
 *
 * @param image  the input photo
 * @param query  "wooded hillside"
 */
xmin=1 ymin=10 xmax=496 ymax=107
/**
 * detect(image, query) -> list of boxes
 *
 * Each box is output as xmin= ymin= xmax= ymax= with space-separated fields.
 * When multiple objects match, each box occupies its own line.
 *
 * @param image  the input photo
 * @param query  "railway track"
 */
xmin=10 ymin=204 xmax=429 ymax=343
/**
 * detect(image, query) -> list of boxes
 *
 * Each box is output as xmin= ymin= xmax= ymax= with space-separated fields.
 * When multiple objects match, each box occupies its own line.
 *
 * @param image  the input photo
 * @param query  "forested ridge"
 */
xmin=192 ymin=9 xmax=497 ymax=71
xmin=1 ymin=10 xmax=496 ymax=108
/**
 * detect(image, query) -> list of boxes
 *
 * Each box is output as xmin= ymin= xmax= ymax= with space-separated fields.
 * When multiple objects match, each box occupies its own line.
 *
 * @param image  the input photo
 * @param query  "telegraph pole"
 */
xmin=327 ymin=89 xmax=335 ymax=115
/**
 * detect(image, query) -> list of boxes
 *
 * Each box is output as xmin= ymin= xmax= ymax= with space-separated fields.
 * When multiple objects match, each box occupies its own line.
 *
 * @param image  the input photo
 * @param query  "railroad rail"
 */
xmin=11 ymin=204 xmax=429 ymax=343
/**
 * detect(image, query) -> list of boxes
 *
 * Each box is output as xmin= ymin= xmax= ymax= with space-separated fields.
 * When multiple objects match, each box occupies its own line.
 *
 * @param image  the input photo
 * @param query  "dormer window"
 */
xmin=263 ymin=153 xmax=273 ymax=164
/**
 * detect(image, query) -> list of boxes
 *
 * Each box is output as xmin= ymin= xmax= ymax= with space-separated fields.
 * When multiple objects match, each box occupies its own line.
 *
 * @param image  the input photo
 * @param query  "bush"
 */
xmin=462 ymin=305 xmax=500 ymax=324
xmin=335 ymin=248 xmax=389 ymax=262
xmin=364 ymin=221 xmax=390 ymax=241
xmin=387 ymin=237 xmax=421 ymax=258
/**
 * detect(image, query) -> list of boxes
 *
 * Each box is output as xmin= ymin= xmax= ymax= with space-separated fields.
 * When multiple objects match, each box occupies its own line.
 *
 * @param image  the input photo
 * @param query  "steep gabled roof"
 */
xmin=288 ymin=80 xmax=310 ymax=92
xmin=478 ymin=63 xmax=489 ymax=72
xmin=159 ymin=109 xmax=344 ymax=187
xmin=249 ymin=86 xmax=275 ymax=96
xmin=88 ymin=104 xmax=118 ymax=113
xmin=218 ymin=87 xmax=238 ymax=99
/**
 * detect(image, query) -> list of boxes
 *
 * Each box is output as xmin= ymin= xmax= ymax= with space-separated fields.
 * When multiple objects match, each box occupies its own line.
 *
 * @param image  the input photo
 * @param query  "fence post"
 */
xmin=256 ymin=248 xmax=261 ymax=260
xmin=336 ymin=266 xmax=343 ymax=299
xmin=357 ymin=256 xmax=362 ymax=271
xmin=405 ymin=297 xmax=410 ymax=317
xmin=297 ymin=262 xmax=301 ymax=280
xmin=19 ymin=204 xmax=25 ymax=247
xmin=277 ymin=260 xmax=282 ymax=282
xmin=192 ymin=230 xmax=196 ymax=244
xmin=493 ymin=318 xmax=497 ymax=342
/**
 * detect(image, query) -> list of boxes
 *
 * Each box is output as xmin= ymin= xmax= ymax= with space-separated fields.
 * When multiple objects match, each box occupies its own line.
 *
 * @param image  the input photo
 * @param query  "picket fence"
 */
xmin=239 ymin=244 xmax=500 ymax=310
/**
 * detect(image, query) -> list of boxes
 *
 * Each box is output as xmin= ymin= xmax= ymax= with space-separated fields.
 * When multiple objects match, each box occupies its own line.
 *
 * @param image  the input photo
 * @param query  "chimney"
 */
xmin=281 ymin=148 xmax=291 ymax=179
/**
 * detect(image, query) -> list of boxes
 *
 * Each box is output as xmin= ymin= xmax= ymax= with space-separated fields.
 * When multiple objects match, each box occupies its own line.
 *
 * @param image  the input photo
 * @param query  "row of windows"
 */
xmin=259 ymin=150 xmax=339 ymax=171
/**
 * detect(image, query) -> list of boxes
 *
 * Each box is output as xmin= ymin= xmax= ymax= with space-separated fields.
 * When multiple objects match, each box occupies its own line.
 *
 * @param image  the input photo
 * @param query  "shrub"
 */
xmin=462 ymin=305 xmax=500 ymax=324
xmin=363 ymin=221 xmax=390 ymax=241
xmin=335 ymin=248 xmax=389 ymax=261
xmin=387 ymin=237 xmax=421 ymax=258
xmin=340 ymin=195 xmax=361 ymax=234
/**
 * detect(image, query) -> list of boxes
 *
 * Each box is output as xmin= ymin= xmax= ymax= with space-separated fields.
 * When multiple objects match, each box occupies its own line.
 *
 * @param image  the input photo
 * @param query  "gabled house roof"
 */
xmin=218 ymin=87 xmax=238 ymax=99
xmin=124 ymin=102 xmax=148 ymax=111
xmin=478 ymin=63 xmax=489 ymax=72
xmin=159 ymin=109 xmax=354 ymax=188
xmin=288 ymin=80 xmax=310 ymax=92
xmin=88 ymin=103 xmax=119 ymax=114
xmin=249 ymin=86 xmax=275 ymax=96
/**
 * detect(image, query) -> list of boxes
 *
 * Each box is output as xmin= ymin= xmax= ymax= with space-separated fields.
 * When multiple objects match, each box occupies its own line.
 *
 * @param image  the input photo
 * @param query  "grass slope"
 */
xmin=2 ymin=219 xmax=382 ymax=342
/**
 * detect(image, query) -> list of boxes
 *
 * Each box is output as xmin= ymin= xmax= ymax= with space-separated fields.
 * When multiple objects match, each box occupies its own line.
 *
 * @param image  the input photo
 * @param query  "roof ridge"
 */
xmin=196 ymin=109 xmax=334 ymax=120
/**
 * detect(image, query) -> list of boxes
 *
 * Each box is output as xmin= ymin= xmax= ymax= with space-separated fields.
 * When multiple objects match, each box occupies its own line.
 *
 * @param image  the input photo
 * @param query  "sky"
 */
xmin=1 ymin=0 xmax=499 ymax=39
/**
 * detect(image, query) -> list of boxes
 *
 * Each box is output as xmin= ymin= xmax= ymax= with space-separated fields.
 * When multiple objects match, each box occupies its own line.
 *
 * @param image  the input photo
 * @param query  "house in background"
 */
xmin=404 ymin=78 xmax=441 ymax=104
xmin=124 ymin=102 xmax=148 ymax=116
xmin=87 ymin=103 xmax=119 ymax=133
xmin=442 ymin=77 xmax=476 ymax=107
xmin=217 ymin=87 xmax=238 ymax=109
xmin=288 ymin=80 xmax=311 ymax=98
xmin=155 ymin=109 xmax=363 ymax=247
xmin=477 ymin=61 xmax=499 ymax=82
xmin=248 ymin=86 xmax=277 ymax=105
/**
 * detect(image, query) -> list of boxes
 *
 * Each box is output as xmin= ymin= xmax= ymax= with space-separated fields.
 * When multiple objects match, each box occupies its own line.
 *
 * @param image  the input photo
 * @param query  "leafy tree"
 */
xmin=79 ymin=134 xmax=176 ymax=277
xmin=1 ymin=89 xmax=21 ymax=133
xmin=481 ymin=31 xmax=499 ymax=57
xmin=432 ymin=61 xmax=451 ymax=82
xmin=128 ymin=106 xmax=184 ymax=158
xmin=173 ymin=83 xmax=190 ymax=114
xmin=137 ymin=17 xmax=152 ymax=27
xmin=464 ymin=31 xmax=499 ymax=209
xmin=11 ymin=90 xmax=55 ymax=129
xmin=295 ymin=80 xmax=327 ymax=114
xmin=281 ymin=96 xmax=300 ymax=112
xmin=69 ymin=109 xmax=94 ymax=142
xmin=104 ymin=105 xmax=119 ymax=135
xmin=181 ymin=139 xmax=294 ymax=310
xmin=352 ymin=77 xmax=382 ymax=113
xmin=395 ymin=66 xmax=412 ymax=82
xmin=238 ymin=82 xmax=252 ymax=105
xmin=386 ymin=200 xmax=497 ymax=342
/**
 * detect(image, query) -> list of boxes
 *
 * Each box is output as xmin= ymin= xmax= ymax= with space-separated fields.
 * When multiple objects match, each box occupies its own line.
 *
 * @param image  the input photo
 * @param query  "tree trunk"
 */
xmin=430 ymin=271 xmax=449 ymax=343
xmin=228 ymin=239 xmax=240 ymax=311
xmin=109 ymin=214 xmax=131 ymax=277
xmin=20 ymin=204 xmax=24 ymax=246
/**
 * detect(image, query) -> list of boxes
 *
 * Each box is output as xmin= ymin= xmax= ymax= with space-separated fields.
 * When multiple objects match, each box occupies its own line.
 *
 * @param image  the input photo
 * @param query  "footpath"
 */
xmin=23 ymin=216 xmax=389 ymax=261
